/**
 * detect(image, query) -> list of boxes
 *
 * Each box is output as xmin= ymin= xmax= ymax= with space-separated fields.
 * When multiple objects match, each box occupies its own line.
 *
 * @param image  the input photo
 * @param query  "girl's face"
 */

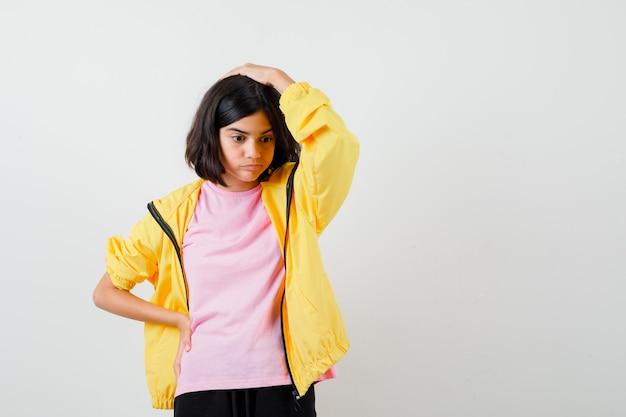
xmin=218 ymin=111 xmax=276 ymax=191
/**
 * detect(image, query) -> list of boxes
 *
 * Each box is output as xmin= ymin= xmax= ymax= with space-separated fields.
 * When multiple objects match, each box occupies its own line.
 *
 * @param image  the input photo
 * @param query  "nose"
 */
xmin=244 ymin=140 xmax=262 ymax=159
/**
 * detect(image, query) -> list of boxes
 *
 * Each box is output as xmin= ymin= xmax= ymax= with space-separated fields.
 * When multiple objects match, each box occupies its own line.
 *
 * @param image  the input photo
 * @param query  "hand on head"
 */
xmin=221 ymin=63 xmax=295 ymax=93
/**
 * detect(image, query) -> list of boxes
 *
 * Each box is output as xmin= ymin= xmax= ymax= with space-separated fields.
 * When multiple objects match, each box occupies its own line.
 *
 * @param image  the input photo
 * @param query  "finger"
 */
xmin=220 ymin=68 xmax=241 ymax=80
xmin=183 ymin=329 xmax=192 ymax=351
xmin=220 ymin=63 xmax=251 ymax=80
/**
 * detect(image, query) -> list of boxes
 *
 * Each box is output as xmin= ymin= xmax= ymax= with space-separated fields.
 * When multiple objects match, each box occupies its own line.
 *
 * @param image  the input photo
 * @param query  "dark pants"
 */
xmin=174 ymin=385 xmax=316 ymax=417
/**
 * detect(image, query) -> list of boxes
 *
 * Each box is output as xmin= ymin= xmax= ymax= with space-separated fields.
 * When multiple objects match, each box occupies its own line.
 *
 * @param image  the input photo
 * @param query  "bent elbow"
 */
xmin=93 ymin=272 xmax=115 ymax=310
xmin=92 ymin=286 xmax=105 ymax=309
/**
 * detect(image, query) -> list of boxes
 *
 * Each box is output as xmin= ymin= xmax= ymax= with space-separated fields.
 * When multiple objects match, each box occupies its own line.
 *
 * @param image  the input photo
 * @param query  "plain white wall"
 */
xmin=1 ymin=1 xmax=625 ymax=416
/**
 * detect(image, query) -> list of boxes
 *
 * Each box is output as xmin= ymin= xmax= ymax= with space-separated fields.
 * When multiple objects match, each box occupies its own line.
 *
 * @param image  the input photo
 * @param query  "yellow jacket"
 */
xmin=104 ymin=82 xmax=359 ymax=409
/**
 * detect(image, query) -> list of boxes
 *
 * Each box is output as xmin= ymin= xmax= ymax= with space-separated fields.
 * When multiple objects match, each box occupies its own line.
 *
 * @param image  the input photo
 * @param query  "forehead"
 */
xmin=222 ymin=111 xmax=272 ymax=134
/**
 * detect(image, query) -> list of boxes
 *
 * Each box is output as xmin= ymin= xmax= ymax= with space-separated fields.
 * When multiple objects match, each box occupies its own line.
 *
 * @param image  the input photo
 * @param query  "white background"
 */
xmin=1 ymin=1 xmax=625 ymax=416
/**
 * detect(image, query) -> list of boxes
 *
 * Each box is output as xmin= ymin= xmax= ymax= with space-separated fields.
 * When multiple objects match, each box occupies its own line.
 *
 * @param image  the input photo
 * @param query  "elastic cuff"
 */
xmin=280 ymin=82 xmax=311 ymax=107
xmin=105 ymin=266 xmax=136 ymax=291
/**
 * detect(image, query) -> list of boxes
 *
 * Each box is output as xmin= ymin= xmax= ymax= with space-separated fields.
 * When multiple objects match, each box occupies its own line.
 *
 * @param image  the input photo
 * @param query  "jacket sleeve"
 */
xmin=280 ymin=82 xmax=360 ymax=234
xmin=105 ymin=212 xmax=160 ymax=291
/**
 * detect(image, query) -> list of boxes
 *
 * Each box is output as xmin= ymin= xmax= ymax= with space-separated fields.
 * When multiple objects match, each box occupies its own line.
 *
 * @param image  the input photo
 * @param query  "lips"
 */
xmin=241 ymin=164 xmax=263 ymax=171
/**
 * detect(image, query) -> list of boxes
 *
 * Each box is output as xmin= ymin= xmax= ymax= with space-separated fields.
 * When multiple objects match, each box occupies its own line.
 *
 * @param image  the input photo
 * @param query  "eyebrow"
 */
xmin=225 ymin=127 xmax=273 ymax=135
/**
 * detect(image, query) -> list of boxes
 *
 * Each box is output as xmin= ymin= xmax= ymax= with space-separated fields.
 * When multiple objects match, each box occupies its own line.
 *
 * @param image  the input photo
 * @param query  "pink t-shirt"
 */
xmin=176 ymin=181 xmax=291 ymax=396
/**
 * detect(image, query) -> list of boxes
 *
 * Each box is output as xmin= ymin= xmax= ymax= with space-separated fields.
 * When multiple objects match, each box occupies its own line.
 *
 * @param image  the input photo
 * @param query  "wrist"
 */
xmin=272 ymin=69 xmax=295 ymax=93
xmin=177 ymin=312 xmax=190 ymax=329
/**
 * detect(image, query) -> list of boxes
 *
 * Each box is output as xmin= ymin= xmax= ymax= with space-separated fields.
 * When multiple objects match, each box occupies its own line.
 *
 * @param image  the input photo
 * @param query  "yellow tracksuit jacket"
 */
xmin=104 ymin=82 xmax=359 ymax=409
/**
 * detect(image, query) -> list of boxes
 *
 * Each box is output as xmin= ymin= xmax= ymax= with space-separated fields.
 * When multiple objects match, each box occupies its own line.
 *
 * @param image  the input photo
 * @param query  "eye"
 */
xmin=260 ymin=136 xmax=274 ymax=143
xmin=232 ymin=135 xmax=245 ymax=142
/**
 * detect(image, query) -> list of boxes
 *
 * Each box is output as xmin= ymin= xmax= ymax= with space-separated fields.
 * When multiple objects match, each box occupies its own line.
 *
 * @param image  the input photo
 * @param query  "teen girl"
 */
xmin=93 ymin=63 xmax=359 ymax=417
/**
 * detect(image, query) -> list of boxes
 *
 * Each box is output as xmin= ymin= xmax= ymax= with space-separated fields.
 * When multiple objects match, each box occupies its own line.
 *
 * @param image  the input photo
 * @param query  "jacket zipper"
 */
xmin=147 ymin=201 xmax=189 ymax=310
xmin=280 ymin=160 xmax=301 ymax=408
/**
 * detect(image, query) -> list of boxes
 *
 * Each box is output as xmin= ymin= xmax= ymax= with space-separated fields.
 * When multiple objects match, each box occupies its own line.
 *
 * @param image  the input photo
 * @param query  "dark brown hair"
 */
xmin=185 ymin=75 xmax=300 ymax=185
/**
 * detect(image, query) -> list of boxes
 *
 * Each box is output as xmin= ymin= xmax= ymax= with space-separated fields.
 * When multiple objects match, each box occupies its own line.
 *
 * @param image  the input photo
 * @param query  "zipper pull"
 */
xmin=292 ymin=389 xmax=302 ymax=411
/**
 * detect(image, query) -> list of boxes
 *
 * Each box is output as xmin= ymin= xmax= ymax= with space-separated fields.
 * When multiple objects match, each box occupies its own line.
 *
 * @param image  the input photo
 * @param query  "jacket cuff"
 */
xmin=280 ymin=82 xmax=311 ymax=107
